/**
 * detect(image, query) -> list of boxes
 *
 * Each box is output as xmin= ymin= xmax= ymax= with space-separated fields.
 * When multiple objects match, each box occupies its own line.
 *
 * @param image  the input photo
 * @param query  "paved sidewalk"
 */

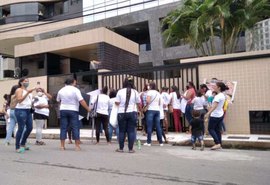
xmin=30 ymin=128 xmax=270 ymax=150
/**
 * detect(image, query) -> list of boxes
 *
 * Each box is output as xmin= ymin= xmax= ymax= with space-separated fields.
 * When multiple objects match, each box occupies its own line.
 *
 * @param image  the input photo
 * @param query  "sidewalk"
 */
xmin=30 ymin=129 xmax=270 ymax=150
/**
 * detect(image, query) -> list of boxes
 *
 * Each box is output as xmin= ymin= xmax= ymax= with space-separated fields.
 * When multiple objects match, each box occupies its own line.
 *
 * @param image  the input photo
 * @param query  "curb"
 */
xmin=29 ymin=133 xmax=270 ymax=150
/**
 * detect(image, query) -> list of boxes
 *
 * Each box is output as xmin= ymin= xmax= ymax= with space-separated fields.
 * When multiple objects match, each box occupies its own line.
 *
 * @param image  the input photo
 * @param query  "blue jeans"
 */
xmin=108 ymin=123 xmax=119 ymax=142
xmin=185 ymin=104 xmax=193 ymax=125
xmin=146 ymin=110 xmax=162 ymax=144
xmin=5 ymin=109 xmax=17 ymax=143
xmin=15 ymin=109 xmax=33 ymax=150
xmin=208 ymin=116 xmax=223 ymax=144
xmin=60 ymin=110 xmax=79 ymax=140
xmin=118 ymin=112 xmax=137 ymax=150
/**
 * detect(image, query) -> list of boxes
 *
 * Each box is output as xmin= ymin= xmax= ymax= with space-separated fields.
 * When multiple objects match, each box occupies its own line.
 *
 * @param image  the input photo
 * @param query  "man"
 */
xmin=57 ymin=77 xmax=90 ymax=151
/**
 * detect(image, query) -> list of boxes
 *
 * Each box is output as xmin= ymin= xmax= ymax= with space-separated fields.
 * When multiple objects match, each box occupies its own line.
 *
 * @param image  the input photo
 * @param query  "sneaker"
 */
xmin=5 ymin=142 xmax=10 ymax=146
xmin=16 ymin=148 xmax=25 ymax=154
xmin=143 ymin=143 xmax=151 ymax=146
xmin=22 ymin=146 xmax=30 ymax=150
xmin=36 ymin=141 xmax=46 ymax=145
xmin=160 ymin=143 xmax=164 ymax=147
xmin=211 ymin=144 xmax=221 ymax=150
xmin=115 ymin=149 xmax=124 ymax=153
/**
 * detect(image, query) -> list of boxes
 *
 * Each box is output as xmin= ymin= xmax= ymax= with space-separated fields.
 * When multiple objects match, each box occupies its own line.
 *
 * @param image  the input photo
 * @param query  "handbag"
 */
xmin=90 ymin=95 xmax=99 ymax=118
xmin=109 ymin=104 xmax=118 ymax=128
xmin=143 ymin=94 xmax=157 ymax=113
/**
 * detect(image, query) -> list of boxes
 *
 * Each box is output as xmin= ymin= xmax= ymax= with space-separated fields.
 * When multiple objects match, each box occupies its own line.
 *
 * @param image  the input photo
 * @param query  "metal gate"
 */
xmin=100 ymin=63 xmax=199 ymax=93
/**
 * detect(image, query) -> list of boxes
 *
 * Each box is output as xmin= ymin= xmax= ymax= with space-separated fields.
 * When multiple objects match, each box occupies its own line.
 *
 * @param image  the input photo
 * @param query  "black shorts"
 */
xmin=33 ymin=112 xmax=48 ymax=120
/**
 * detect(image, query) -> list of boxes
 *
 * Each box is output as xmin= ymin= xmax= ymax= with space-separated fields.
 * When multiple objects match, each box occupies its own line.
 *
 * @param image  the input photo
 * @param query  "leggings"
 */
xmin=95 ymin=113 xmax=109 ymax=142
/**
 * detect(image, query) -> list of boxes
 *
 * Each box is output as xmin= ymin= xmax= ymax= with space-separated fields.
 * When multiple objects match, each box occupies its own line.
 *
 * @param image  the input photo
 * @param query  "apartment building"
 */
xmin=0 ymin=0 xmax=269 ymax=133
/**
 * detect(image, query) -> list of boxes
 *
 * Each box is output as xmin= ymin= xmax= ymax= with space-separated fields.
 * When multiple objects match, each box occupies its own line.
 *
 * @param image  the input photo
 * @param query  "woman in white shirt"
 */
xmin=160 ymin=87 xmax=170 ymax=134
xmin=91 ymin=86 xmax=110 ymax=144
xmin=191 ymin=91 xmax=207 ymax=119
xmin=33 ymin=88 xmax=52 ymax=145
xmin=4 ymin=85 xmax=19 ymax=146
xmin=205 ymin=82 xmax=228 ymax=150
xmin=169 ymin=85 xmax=182 ymax=133
xmin=14 ymin=77 xmax=35 ymax=153
xmin=144 ymin=81 xmax=163 ymax=146
xmin=108 ymin=89 xmax=119 ymax=142
xmin=115 ymin=77 xmax=141 ymax=153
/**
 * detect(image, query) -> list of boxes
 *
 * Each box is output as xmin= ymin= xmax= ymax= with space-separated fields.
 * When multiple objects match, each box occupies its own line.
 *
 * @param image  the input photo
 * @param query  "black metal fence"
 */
xmin=100 ymin=63 xmax=199 ymax=92
xmin=47 ymin=63 xmax=199 ymax=131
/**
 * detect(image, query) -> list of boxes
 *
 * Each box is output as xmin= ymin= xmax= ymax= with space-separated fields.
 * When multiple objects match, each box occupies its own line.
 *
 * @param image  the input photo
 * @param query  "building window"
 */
xmin=54 ymin=0 xmax=69 ymax=15
xmin=250 ymin=111 xmax=270 ymax=134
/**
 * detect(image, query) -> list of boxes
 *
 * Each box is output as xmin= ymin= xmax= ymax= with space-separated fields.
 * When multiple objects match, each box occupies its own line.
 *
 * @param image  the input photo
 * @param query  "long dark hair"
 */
xmin=7 ymin=85 xmax=19 ymax=106
xmin=18 ymin=77 xmax=28 ymax=87
xmin=216 ymin=82 xmax=229 ymax=92
xmin=188 ymin=81 xmax=196 ymax=89
xmin=123 ymin=77 xmax=135 ymax=112
xmin=171 ymin=85 xmax=180 ymax=99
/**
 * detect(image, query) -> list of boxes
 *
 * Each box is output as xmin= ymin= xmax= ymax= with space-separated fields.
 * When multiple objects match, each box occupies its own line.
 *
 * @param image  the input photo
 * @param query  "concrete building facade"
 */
xmin=0 ymin=0 xmax=269 ymax=134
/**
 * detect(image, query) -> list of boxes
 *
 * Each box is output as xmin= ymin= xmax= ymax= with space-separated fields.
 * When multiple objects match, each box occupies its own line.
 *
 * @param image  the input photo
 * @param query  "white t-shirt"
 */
xmin=210 ymin=92 xmax=225 ymax=118
xmin=16 ymin=89 xmax=32 ymax=109
xmin=147 ymin=90 xmax=160 ymax=111
xmin=205 ymin=90 xmax=213 ymax=98
xmin=91 ymin=94 xmax=110 ymax=116
xmin=159 ymin=98 xmax=164 ymax=120
xmin=109 ymin=97 xmax=116 ymax=113
xmin=192 ymin=96 xmax=207 ymax=110
xmin=170 ymin=92 xmax=181 ymax=110
xmin=33 ymin=95 xmax=49 ymax=116
xmin=180 ymin=90 xmax=188 ymax=113
xmin=57 ymin=85 xmax=83 ymax=112
xmin=115 ymin=88 xmax=140 ymax=113
xmin=160 ymin=92 xmax=170 ymax=111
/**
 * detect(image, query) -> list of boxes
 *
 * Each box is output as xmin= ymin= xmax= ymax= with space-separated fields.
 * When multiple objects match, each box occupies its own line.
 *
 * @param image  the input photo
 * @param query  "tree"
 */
xmin=162 ymin=0 xmax=270 ymax=56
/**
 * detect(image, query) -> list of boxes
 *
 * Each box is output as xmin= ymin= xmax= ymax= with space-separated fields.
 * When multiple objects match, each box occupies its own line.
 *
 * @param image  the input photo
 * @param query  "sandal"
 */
xmin=60 ymin=147 xmax=65 ymax=151
xmin=115 ymin=149 xmax=124 ymax=153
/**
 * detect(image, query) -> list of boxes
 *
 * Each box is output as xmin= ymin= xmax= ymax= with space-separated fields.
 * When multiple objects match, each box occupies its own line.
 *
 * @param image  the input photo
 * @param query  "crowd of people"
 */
xmin=1 ymin=76 xmax=229 ymax=153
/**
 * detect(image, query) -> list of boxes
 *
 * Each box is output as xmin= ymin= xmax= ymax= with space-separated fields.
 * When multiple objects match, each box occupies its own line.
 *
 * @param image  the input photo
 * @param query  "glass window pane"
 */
xmin=106 ymin=10 xmax=117 ymax=18
xmin=130 ymin=4 xmax=143 ymax=12
xmin=118 ymin=7 xmax=130 ymax=15
xmin=144 ymin=1 xmax=158 ymax=9
xmin=94 ymin=13 xmax=105 ymax=21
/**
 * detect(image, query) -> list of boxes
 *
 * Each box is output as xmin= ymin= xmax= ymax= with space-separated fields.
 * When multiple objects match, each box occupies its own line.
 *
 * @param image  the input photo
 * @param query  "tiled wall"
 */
xmin=199 ymin=57 xmax=270 ymax=134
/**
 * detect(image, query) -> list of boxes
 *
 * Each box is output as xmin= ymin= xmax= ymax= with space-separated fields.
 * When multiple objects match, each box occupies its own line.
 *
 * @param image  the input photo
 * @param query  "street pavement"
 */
xmin=0 ymin=138 xmax=270 ymax=185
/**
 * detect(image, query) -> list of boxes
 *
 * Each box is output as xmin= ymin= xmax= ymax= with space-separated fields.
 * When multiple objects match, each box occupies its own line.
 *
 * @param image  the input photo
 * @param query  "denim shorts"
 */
xmin=60 ymin=110 xmax=79 ymax=140
xmin=191 ymin=135 xmax=204 ymax=143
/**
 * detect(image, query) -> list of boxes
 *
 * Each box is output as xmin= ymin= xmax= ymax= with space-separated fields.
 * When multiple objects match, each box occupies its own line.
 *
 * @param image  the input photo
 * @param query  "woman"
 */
xmin=169 ymin=85 xmax=182 ymax=132
xmin=160 ymin=87 xmax=170 ymax=134
xmin=205 ymin=82 xmax=227 ymax=150
xmin=4 ymin=85 xmax=19 ymax=146
xmin=140 ymin=83 xmax=149 ymax=135
xmin=115 ymin=77 xmax=141 ymax=153
xmin=15 ymin=77 xmax=35 ymax=153
xmin=182 ymin=81 xmax=196 ymax=125
xmin=91 ymin=86 xmax=110 ymax=144
xmin=33 ymin=88 xmax=52 ymax=145
xmin=57 ymin=77 xmax=90 ymax=151
xmin=108 ymin=89 xmax=119 ymax=142
xmin=144 ymin=81 xmax=163 ymax=146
